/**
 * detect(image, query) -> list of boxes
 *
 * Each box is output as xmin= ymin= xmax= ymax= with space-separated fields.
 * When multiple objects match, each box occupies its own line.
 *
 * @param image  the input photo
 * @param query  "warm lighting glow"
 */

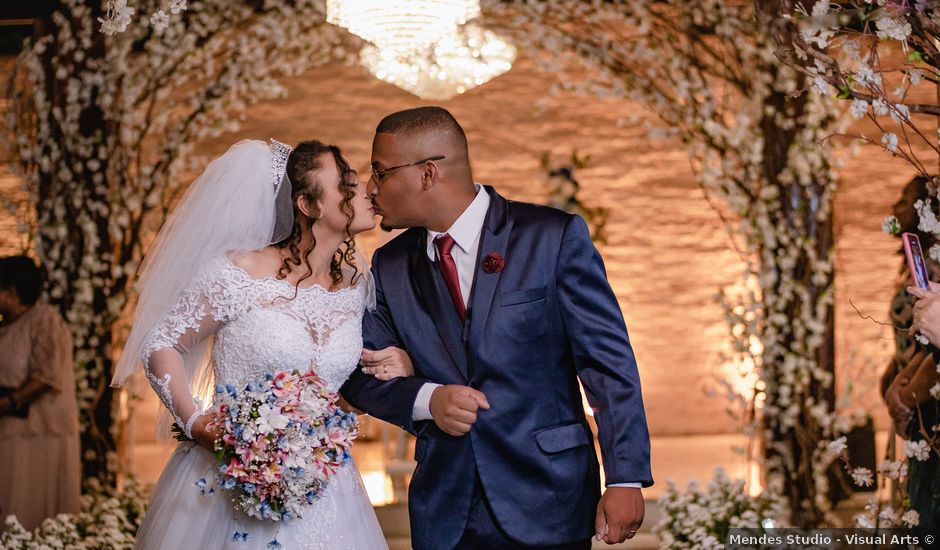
xmin=360 ymin=470 xmax=395 ymax=506
xmin=747 ymin=454 xmax=764 ymax=497
xmin=326 ymin=1 xmax=516 ymax=100
xmin=725 ymin=335 xmax=764 ymax=406
xmin=579 ymin=380 xmax=595 ymax=417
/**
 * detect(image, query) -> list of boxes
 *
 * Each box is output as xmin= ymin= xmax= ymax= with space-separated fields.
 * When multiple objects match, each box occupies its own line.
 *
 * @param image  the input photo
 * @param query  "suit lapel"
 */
xmin=468 ymin=187 xmax=513 ymax=352
xmin=409 ymin=236 xmax=469 ymax=380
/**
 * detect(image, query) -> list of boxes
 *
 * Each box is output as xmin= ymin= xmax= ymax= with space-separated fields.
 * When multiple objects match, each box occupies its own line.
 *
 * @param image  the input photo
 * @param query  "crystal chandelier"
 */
xmin=326 ymin=0 xmax=516 ymax=101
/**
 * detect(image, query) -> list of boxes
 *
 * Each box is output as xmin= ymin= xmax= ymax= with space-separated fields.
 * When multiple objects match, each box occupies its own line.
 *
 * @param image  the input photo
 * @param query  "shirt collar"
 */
xmin=426 ymin=184 xmax=490 ymax=259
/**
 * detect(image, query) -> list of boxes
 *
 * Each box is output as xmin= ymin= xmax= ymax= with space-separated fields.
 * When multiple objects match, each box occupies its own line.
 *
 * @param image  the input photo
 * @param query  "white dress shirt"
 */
xmin=424 ymin=184 xmax=491 ymax=304
xmin=411 ymin=184 xmax=489 ymax=423
xmin=408 ymin=184 xmax=639 ymax=488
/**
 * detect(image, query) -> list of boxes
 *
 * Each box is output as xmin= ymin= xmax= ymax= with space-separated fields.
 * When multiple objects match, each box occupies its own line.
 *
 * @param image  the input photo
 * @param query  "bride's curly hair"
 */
xmin=275 ymin=140 xmax=360 ymax=294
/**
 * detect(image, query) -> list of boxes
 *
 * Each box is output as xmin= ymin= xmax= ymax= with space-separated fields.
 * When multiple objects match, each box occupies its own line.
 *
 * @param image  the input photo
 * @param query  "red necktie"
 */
xmin=434 ymin=234 xmax=467 ymax=322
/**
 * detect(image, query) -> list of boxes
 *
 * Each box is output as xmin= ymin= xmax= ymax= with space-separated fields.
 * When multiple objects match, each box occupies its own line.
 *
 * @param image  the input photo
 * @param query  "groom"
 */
xmin=341 ymin=106 xmax=651 ymax=549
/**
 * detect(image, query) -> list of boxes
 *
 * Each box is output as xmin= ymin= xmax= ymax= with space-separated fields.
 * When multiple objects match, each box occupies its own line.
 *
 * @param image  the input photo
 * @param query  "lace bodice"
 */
xmin=141 ymin=256 xmax=367 ymax=436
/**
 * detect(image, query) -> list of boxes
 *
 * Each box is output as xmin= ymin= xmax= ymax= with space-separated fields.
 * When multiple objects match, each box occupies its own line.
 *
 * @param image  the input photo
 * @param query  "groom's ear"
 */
xmin=421 ymin=162 xmax=438 ymax=191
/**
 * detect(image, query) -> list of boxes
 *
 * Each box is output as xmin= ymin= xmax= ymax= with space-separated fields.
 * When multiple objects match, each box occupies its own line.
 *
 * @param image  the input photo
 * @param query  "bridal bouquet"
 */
xmin=202 ymin=369 xmax=358 ymax=522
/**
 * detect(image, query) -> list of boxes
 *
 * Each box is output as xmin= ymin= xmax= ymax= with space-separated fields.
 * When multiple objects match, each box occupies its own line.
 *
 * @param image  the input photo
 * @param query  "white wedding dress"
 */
xmin=134 ymin=256 xmax=387 ymax=550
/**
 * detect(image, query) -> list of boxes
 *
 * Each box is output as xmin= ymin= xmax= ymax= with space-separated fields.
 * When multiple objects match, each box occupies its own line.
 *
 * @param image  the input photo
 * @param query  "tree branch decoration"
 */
xmin=763 ymin=0 xmax=940 ymax=529
xmin=4 ymin=0 xmax=356 ymax=480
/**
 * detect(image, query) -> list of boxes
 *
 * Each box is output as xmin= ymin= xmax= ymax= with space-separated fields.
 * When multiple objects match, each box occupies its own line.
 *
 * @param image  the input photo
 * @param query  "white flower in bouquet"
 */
xmin=300 ymin=385 xmax=330 ymax=418
xmin=255 ymin=403 xmax=290 ymax=432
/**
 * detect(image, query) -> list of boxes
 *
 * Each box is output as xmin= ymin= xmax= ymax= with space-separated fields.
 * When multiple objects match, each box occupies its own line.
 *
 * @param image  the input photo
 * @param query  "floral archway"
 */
xmin=3 ymin=0 xmax=934 ymax=543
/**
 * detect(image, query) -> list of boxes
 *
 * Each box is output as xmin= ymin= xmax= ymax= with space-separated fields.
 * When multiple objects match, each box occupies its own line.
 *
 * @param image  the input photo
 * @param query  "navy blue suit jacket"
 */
xmin=341 ymin=186 xmax=651 ymax=549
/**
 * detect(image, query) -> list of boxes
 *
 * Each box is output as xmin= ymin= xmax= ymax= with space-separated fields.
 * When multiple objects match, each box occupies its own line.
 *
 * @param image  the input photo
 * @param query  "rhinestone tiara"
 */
xmin=270 ymin=139 xmax=293 ymax=196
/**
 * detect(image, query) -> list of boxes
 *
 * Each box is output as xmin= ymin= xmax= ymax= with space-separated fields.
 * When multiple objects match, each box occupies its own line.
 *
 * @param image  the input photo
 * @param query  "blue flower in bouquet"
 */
xmin=193 ymin=478 xmax=209 ymax=495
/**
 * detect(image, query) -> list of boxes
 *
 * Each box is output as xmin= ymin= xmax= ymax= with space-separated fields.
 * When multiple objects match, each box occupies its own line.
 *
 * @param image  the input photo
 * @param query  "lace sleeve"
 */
xmin=141 ymin=258 xmax=246 ymax=437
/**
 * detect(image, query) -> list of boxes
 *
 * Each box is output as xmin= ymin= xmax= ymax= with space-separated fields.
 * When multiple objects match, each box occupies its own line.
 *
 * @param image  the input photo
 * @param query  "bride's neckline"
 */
xmin=222 ymin=256 xmax=358 ymax=296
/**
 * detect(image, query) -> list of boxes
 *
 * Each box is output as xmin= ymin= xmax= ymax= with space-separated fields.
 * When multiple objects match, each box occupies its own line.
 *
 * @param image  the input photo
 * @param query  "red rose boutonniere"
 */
xmin=482 ymin=252 xmax=504 ymax=274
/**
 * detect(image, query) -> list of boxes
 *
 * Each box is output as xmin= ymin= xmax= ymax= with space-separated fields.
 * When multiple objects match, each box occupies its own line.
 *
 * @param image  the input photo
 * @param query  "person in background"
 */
xmin=885 ymin=177 xmax=940 ymax=528
xmin=0 ymin=255 xmax=81 ymax=531
xmin=903 ymin=283 xmax=940 ymax=528
xmin=884 ymin=177 xmax=938 ymax=431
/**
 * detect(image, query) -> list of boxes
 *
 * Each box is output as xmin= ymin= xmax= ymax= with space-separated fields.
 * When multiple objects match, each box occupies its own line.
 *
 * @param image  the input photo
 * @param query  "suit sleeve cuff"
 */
xmin=608 ymin=482 xmax=642 ymax=489
xmin=411 ymin=383 xmax=442 ymax=421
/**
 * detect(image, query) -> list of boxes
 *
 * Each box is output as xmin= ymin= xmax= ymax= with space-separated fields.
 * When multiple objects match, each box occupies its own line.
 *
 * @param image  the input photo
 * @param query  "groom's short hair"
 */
xmin=376 ymin=106 xmax=469 ymax=155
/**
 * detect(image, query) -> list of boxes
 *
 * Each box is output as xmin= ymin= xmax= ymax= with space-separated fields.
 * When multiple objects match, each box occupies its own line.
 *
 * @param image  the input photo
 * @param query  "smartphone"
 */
xmin=902 ymin=232 xmax=931 ymax=290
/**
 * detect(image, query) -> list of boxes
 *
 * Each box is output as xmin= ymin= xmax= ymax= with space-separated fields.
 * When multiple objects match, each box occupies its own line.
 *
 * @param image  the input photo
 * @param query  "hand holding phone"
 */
xmin=902 ymin=232 xmax=931 ymax=291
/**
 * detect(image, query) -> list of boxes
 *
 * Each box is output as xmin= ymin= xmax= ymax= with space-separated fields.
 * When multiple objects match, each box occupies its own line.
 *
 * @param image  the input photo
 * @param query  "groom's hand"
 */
xmin=428 ymin=385 xmax=490 ymax=436
xmin=595 ymin=487 xmax=644 ymax=544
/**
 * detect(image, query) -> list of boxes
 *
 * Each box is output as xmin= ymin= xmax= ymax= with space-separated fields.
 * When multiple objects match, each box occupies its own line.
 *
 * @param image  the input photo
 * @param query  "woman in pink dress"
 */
xmin=0 ymin=255 xmax=81 ymax=530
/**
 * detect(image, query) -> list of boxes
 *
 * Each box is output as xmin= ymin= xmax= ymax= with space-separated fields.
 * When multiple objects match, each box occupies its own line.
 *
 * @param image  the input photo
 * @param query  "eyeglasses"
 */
xmin=370 ymin=155 xmax=445 ymax=184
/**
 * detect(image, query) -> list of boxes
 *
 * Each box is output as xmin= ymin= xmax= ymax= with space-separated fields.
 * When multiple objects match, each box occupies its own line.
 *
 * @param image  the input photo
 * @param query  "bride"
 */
xmin=112 ymin=139 xmax=407 ymax=549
